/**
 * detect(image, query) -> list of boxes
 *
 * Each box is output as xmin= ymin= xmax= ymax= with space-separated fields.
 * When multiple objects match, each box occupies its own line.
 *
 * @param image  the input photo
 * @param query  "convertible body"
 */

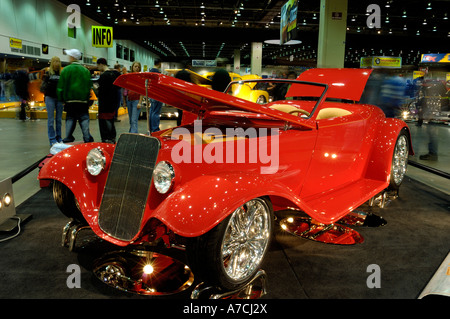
xmin=38 ymin=68 xmax=412 ymax=289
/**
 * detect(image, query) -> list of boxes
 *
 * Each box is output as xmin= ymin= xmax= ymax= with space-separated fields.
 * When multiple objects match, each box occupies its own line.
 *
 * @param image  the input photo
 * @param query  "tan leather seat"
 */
xmin=316 ymin=108 xmax=352 ymax=120
xmin=269 ymin=104 xmax=301 ymax=114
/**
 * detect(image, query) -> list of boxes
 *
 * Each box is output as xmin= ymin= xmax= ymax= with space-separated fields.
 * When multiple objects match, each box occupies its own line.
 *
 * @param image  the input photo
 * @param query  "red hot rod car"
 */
xmin=38 ymin=68 xmax=412 ymax=291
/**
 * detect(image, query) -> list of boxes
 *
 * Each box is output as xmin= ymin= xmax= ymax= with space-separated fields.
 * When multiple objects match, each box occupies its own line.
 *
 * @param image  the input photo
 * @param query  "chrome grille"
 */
xmin=98 ymin=134 xmax=160 ymax=241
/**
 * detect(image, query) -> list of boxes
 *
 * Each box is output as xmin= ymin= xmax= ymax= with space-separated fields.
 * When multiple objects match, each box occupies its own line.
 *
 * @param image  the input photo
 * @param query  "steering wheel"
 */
xmin=288 ymin=109 xmax=310 ymax=117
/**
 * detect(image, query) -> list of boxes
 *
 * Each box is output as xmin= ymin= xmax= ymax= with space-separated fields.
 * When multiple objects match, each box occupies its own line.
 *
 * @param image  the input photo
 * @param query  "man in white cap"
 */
xmin=57 ymin=49 xmax=94 ymax=143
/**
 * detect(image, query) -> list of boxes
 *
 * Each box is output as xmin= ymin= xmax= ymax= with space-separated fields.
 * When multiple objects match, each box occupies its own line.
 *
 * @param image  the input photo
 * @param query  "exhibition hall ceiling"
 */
xmin=57 ymin=0 xmax=450 ymax=66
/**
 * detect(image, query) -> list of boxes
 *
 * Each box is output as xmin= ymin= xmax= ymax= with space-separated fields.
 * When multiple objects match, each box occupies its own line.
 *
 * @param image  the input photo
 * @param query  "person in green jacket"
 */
xmin=57 ymin=49 xmax=94 ymax=143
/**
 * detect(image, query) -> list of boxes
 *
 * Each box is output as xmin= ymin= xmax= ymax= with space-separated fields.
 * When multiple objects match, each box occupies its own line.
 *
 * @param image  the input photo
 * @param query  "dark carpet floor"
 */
xmin=0 ymin=176 xmax=448 ymax=300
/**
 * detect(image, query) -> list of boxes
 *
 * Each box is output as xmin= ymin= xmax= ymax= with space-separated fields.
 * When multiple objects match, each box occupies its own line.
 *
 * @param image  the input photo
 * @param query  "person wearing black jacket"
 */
xmin=41 ymin=56 xmax=63 ymax=145
xmin=96 ymin=58 xmax=120 ymax=143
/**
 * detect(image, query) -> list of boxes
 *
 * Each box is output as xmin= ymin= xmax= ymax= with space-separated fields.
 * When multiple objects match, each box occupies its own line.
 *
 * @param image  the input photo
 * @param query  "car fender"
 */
xmin=365 ymin=117 xmax=413 ymax=182
xmin=150 ymin=172 xmax=312 ymax=238
xmin=38 ymin=142 xmax=115 ymax=214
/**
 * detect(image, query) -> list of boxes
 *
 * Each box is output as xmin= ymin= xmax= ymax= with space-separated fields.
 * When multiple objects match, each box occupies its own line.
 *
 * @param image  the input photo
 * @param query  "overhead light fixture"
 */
xmin=155 ymin=1 xmax=160 ymax=8
xmin=426 ymin=2 xmax=432 ymax=10
xmin=444 ymin=13 xmax=448 ymax=20
xmin=402 ymin=11 xmax=407 ymax=18
xmin=86 ymin=0 xmax=91 ymax=6
xmin=200 ymin=3 xmax=205 ymax=9
xmin=114 ymin=0 xmax=119 ymax=7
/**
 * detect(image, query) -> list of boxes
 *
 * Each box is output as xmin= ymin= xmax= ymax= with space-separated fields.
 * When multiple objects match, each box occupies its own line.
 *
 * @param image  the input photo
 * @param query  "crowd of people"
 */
xmin=38 ymin=50 xmax=234 ymax=147
xmin=38 ymin=49 xmax=168 ymax=146
xmin=29 ymin=51 xmax=450 ymax=162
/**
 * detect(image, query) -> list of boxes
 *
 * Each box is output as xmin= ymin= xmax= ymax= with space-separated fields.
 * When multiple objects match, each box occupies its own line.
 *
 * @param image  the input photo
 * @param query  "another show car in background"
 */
xmin=38 ymin=68 xmax=412 ymax=292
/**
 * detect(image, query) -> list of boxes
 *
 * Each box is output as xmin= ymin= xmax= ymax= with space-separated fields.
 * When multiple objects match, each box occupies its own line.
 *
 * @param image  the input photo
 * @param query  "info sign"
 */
xmin=92 ymin=26 xmax=113 ymax=48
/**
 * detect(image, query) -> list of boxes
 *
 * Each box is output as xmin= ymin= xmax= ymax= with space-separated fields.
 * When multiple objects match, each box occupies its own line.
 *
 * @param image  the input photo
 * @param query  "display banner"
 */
xmin=360 ymin=56 xmax=402 ymax=69
xmin=280 ymin=0 xmax=298 ymax=44
xmin=92 ymin=26 xmax=113 ymax=48
xmin=413 ymin=71 xmax=425 ymax=79
xmin=192 ymin=60 xmax=217 ymax=67
xmin=9 ymin=38 xmax=22 ymax=49
xmin=420 ymin=53 xmax=450 ymax=63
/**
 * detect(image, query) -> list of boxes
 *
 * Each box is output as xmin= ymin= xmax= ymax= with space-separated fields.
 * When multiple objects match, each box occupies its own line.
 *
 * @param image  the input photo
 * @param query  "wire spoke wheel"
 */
xmin=391 ymin=134 xmax=409 ymax=186
xmin=220 ymin=198 xmax=272 ymax=282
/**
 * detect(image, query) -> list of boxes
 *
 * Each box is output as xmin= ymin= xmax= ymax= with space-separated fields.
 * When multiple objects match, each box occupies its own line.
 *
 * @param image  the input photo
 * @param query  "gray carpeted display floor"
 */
xmin=0 ymin=177 xmax=448 ymax=300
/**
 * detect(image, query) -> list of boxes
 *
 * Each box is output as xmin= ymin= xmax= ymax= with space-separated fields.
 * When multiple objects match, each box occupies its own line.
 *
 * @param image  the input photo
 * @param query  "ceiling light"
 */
xmin=422 ymin=19 xmax=427 ymax=25
xmin=114 ymin=0 xmax=119 ymax=6
xmin=426 ymin=2 xmax=432 ymax=10
xmin=86 ymin=0 xmax=91 ymax=6
xmin=200 ymin=3 xmax=205 ymax=9
xmin=402 ymin=11 xmax=407 ymax=18
xmin=155 ymin=1 xmax=160 ymax=8
xmin=444 ymin=13 xmax=448 ymax=20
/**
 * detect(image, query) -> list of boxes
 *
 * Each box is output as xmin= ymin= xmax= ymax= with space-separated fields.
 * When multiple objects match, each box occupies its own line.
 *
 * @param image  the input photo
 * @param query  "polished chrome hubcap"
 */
xmin=392 ymin=135 xmax=409 ymax=185
xmin=221 ymin=199 xmax=271 ymax=282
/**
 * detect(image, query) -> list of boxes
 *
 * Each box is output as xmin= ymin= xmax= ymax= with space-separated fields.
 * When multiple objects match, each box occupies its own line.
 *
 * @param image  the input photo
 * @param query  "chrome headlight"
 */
xmin=86 ymin=148 xmax=106 ymax=176
xmin=153 ymin=161 xmax=175 ymax=194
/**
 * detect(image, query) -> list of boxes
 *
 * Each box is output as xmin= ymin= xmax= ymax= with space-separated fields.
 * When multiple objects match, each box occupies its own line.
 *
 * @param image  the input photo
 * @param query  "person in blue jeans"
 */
xmin=126 ymin=61 xmax=143 ymax=134
xmin=149 ymin=59 xmax=163 ymax=133
xmin=41 ymin=56 xmax=64 ymax=145
xmin=57 ymin=49 xmax=94 ymax=143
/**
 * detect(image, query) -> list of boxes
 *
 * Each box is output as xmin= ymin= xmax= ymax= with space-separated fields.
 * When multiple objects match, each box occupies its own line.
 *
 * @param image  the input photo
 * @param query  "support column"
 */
xmin=317 ymin=0 xmax=348 ymax=68
xmin=251 ymin=42 xmax=262 ymax=76
xmin=234 ymin=49 xmax=241 ymax=75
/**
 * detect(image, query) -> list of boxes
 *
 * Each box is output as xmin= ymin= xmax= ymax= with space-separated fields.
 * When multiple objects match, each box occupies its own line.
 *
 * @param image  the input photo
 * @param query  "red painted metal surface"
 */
xmin=288 ymin=68 xmax=373 ymax=102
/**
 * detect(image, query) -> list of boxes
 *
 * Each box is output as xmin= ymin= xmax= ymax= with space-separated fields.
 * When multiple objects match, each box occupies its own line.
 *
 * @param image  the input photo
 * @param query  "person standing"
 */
xmin=41 ymin=56 xmax=64 ymax=145
xmin=126 ymin=61 xmax=144 ymax=133
xmin=113 ymin=64 xmax=123 ymax=122
xmin=96 ymin=58 xmax=120 ymax=143
xmin=148 ymin=59 xmax=163 ymax=133
xmin=57 ymin=49 xmax=94 ymax=143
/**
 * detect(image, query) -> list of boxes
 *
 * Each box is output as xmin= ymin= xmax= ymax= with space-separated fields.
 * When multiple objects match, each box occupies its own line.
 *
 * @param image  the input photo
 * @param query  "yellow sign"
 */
xmin=360 ymin=56 xmax=402 ymax=69
xmin=9 ymin=38 xmax=22 ymax=49
xmin=92 ymin=26 xmax=113 ymax=48
xmin=413 ymin=71 xmax=425 ymax=79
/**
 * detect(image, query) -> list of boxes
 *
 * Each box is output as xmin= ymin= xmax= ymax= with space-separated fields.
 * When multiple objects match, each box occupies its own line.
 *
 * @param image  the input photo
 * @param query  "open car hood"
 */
xmin=287 ymin=68 xmax=373 ymax=102
xmin=165 ymin=69 xmax=212 ymax=86
xmin=115 ymin=72 xmax=320 ymax=128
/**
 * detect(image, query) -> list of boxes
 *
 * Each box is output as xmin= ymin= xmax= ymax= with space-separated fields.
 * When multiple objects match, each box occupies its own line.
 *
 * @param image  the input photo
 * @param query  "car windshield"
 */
xmin=224 ymin=79 xmax=329 ymax=118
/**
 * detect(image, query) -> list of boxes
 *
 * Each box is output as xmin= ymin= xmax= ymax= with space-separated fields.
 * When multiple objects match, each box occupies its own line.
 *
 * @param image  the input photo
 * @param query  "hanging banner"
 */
xmin=420 ymin=53 xmax=450 ymax=63
xmin=360 ymin=56 xmax=402 ymax=69
xmin=92 ymin=26 xmax=113 ymax=48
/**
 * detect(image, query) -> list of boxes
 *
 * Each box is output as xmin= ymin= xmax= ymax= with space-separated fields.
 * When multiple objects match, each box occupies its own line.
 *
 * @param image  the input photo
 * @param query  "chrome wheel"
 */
xmin=391 ymin=134 xmax=409 ymax=186
xmin=220 ymin=198 xmax=272 ymax=282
